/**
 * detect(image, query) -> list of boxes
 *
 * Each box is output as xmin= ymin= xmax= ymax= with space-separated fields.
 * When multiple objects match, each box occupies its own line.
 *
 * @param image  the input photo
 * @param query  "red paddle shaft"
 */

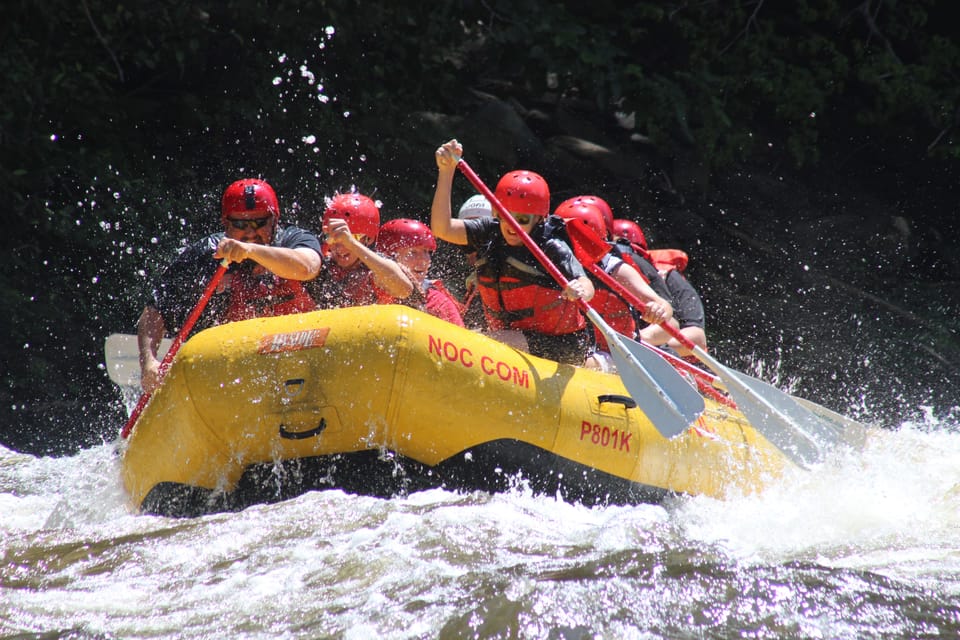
xmin=459 ymin=159 xmax=708 ymax=437
xmin=587 ymin=259 xmax=737 ymax=404
xmin=120 ymin=260 xmax=229 ymax=439
xmin=561 ymin=218 xmax=733 ymax=405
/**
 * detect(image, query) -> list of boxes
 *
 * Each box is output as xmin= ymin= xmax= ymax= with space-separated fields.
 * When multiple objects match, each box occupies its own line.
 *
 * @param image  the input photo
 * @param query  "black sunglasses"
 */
xmin=496 ymin=212 xmax=535 ymax=225
xmin=226 ymin=216 xmax=272 ymax=230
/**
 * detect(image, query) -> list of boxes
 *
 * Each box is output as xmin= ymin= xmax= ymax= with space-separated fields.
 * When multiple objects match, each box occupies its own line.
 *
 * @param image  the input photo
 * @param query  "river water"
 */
xmin=2 ymin=410 xmax=960 ymax=639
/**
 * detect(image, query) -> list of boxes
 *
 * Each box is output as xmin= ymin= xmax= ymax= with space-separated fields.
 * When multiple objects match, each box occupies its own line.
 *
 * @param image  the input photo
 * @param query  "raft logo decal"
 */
xmin=258 ymin=328 xmax=330 ymax=354
xmin=428 ymin=335 xmax=530 ymax=388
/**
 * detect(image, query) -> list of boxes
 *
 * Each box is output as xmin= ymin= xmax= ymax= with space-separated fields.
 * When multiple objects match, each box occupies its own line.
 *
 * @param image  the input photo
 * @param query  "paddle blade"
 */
xmin=104 ymin=334 xmax=172 ymax=387
xmin=458 ymin=158 xmax=703 ymax=439
xmin=709 ymin=359 xmax=844 ymax=467
xmin=589 ymin=310 xmax=704 ymax=438
xmin=565 ymin=217 xmax=611 ymax=267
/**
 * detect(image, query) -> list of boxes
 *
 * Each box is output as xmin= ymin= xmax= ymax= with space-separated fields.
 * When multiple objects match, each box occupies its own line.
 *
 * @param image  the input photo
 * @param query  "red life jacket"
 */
xmin=323 ymin=262 xmax=377 ymax=307
xmin=590 ymin=285 xmax=637 ymax=351
xmin=589 ymin=285 xmax=636 ymax=351
xmin=423 ymin=280 xmax=466 ymax=327
xmin=376 ymin=278 xmax=466 ymax=327
xmin=588 ymin=255 xmax=642 ymax=350
xmin=648 ymin=248 xmax=689 ymax=275
xmin=476 ymin=256 xmax=585 ymax=335
xmin=224 ymin=268 xmax=316 ymax=322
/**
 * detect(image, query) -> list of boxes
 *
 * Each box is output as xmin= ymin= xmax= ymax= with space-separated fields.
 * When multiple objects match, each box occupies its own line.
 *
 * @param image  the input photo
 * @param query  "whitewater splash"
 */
xmin=3 ymin=413 xmax=959 ymax=638
xmin=2 ymin=414 xmax=958 ymax=547
xmin=677 ymin=411 xmax=960 ymax=592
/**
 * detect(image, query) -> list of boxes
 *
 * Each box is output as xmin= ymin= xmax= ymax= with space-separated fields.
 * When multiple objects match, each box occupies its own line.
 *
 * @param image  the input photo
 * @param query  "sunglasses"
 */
xmin=499 ymin=213 xmax=535 ymax=225
xmin=227 ymin=216 xmax=272 ymax=230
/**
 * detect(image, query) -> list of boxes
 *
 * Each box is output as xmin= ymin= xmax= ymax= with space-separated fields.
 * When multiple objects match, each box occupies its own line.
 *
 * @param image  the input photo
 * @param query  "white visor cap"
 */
xmin=458 ymin=194 xmax=493 ymax=219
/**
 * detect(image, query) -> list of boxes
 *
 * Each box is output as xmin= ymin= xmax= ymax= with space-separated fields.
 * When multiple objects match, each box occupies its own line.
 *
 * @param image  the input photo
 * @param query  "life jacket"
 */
xmin=459 ymin=273 xmax=488 ymax=331
xmin=376 ymin=276 xmax=466 ymax=327
xmin=475 ymin=254 xmax=585 ymax=335
xmin=462 ymin=273 xmax=480 ymax=310
xmin=648 ymin=248 xmax=689 ymax=275
xmin=223 ymin=264 xmax=316 ymax=323
xmin=610 ymin=240 xmax=656 ymax=283
xmin=608 ymin=240 xmax=675 ymax=306
xmin=589 ymin=287 xmax=637 ymax=350
xmin=316 ymin=260 xmax=377 ymax=308
xmin=588 ymin=255 xmax=639 ymax=351
xmin=423 ymin=279 xmax=466 ymax=327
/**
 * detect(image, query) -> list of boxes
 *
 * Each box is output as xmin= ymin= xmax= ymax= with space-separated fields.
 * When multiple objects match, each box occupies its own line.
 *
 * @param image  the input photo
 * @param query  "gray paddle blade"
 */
xmin=720 ymin=365 xmax=843 ymax=467
xmin=792 ymin=395 xmax=871 ymax=450
xmin=608 ymin=334 xmax=705 ymax=439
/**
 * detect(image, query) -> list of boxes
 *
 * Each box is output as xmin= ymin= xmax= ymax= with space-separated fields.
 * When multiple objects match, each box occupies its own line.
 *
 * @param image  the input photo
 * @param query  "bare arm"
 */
xmin=136 ymin=305 xmax=166 ymax=393
xmin=354 ymin=242 xmax=414 ymax=298
xmin=641 ymin=323 xmax=707 ymax=356
xmin=610 ymin=262 xmax=672 ymax=325
xmin=431 ymin=139 xmax=469 ymax=245
xmin=324 ymin=218 xmax=414 ymax=298
xmin=214 ymin=241 xmax=322 ymax=281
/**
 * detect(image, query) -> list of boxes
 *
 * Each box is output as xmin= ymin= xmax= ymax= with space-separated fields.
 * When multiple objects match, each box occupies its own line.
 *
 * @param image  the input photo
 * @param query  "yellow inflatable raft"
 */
xmin=120 ymin=305 xmax=790 ymax=516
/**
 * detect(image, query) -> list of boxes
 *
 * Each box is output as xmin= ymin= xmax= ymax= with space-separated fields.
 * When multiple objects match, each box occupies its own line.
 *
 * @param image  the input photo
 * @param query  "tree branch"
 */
xmin=856 ymin=0 xmax=902 ymax=65
xmin=81 ymin=0 xmax=124 ymax=83
xmin=719 ymin=0 xmax=766 ymax=56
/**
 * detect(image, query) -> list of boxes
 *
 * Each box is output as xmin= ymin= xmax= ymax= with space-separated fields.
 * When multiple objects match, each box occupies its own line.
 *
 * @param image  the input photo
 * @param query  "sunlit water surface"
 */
xmin=3 ymin=414 xmax=960 ymax=639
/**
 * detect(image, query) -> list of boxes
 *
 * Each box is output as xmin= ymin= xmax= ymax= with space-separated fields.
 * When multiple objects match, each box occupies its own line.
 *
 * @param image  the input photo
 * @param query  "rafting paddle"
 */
xmin=456 ymin=160 xmax=704 ymax=438
xmin=120 ymin=258 xmax=230 ymax=439
xmin=564 ymin=217 xmax=849 ymax=466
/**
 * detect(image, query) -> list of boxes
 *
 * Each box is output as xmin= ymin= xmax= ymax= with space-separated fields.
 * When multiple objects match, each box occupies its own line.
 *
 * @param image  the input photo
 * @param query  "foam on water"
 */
xmin=3 ymin=410 xmax=960 ymax=638
xmin=675 ymin=412 xmax=960 ymax=590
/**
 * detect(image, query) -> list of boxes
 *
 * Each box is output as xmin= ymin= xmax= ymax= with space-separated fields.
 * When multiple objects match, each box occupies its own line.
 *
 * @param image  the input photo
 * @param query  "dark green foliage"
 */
xmin=466 ymin=0 xmax=960 ymax=166
xmin=2 ymin=0 xmax=957 ymax=451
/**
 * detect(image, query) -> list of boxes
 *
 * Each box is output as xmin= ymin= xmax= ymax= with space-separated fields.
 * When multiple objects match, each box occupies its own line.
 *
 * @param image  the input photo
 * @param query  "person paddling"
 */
xmin=571 ymin=198 xmax=680 ymax=348
xmin=311 ymin=192 xmax=413 ymax=308
xmin=431 ymin=139 xmax=595 ymax=365
xmin=612 ymin=218 xmax=708 ymax=357
xmin=454 ymin=194 xmax=493 ymax=331
xmin=137 ymin=178 xmax=323 ymax=393
xmin=376 ymin=218 xmax=465 ymax=327
xmin=554 ymin=197 xmax=672 ymax=372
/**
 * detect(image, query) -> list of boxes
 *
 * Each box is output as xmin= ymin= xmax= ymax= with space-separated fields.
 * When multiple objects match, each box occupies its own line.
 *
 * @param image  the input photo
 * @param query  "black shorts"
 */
xmin=523 ymin=328 xmax=592 ymax=365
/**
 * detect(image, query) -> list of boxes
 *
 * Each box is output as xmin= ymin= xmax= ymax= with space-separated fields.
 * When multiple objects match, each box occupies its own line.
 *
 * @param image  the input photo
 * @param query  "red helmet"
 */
xmin=611 ymin=218 xmax=647 ymax=250
xmin=377 ymin=218 xmax=437 ymax=256
xmin=323 ymin=193 xmax=380 ymax=242
xmin=494 ymin=170 xmax=550 ymax=216
xmin=554 ymin=197 xmax=608 ymax=240
xmin=221 ymin=179 xmax=280 ymax=222
xmin=576 ymin=195 xmax=614 ymax=236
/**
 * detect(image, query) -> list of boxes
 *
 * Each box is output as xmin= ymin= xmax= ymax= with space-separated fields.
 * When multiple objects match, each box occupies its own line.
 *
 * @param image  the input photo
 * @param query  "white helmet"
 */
xmin=458 ymin=194 xmax=493 ymax=219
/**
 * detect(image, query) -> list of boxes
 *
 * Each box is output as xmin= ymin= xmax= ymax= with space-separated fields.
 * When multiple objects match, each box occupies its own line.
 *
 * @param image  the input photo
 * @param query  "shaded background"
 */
xmin=3 ymin=0 xmax=958 ymax=455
